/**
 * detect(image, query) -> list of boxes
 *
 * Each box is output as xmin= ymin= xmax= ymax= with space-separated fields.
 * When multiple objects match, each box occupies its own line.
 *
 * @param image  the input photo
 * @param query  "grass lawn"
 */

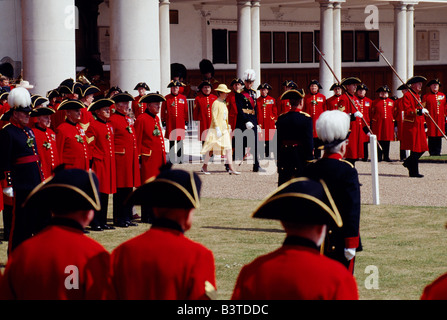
xmin=1 ymin=197 xmax=447 ymax=300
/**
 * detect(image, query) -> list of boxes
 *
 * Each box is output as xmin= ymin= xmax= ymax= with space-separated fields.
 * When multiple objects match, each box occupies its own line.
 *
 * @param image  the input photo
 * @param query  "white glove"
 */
xmin=422 ymin=108 xmax=429 ymax=115
xmin=3 ymin=187 xmax=13 ymax=198
xmin=185 ymin=125 xmax=188 ymax=130
xmin=215 ymin=126 xmax=222 ymax=138
xmin=344 ymin=248 xmax=356 ymax=261
xmin=354 ymin=111 xmax=363 ymax=118
xmin=245 ymin=122 xmax=254 ymax=130
xmin=257 ymin=125 xmax=262 ymax=132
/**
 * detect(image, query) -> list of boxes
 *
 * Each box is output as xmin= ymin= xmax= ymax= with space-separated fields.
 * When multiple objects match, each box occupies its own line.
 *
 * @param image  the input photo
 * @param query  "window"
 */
xmin=287 ymin=32 xmax=300 ymax=63
xmin=342 ymin=31 xmax=354 ymax=62
xmin=169 ymin=10 xmax=179 ymax=24
xmin=212 ymin=29 xmax=227 ymax=64
xmin=301 ymin=32 xmax=314 ymax=63
xmin=260 ymin=32 xmax=272 ymax=63
xmin=229 ymin=31 xmax=238 ymax=64
xmin=273 ymin=32 xmax=286 ymax=63
xmin=355 ymin=31 xmax=379 ymax=62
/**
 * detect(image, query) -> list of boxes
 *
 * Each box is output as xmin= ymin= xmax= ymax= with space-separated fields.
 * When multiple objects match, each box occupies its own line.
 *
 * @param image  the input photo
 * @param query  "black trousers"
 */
xmin=113 ymin=188 xmax=133 ymax=225
xmin=91 ymin=193 xmax=110 ymax=227
xmin=378 ymin=141 xmax=391 ymax=161
xmin=404 ymin=151 xmax=424 ymax=176
xmin=428 ymin=137 xmax=442 ymax=156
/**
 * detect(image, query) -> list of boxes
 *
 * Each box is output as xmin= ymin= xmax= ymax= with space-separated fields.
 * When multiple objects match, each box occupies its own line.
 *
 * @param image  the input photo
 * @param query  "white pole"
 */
xmin=370 ymin=134 xmax=380 ymax=205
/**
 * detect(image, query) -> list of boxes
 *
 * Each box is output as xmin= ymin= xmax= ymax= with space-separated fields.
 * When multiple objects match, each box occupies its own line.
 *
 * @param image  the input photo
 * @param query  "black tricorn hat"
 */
xmin=30 ymin=106 xmax=56 ymax=117
xmin=198 ymin=80 xmax=212 ymax=90
xmin=282 ymin=80 xmax=290 ymax=86
xmin=376 ymin=85 xmax=391 ymax=93
xmin=76 ymin=84 xmax=100 ymax=98
xmin=46 ymin=89 xmax=60 ymax=100
xmin=406 ymin=76 xmax=427 ymax=85
xmin=0 ymin=110 xmax=12 ymax=121
xmin=112 ymin=92 xmax=134 ymax=103
xmin=139 ymin=93 xmax=166 ymax=104
xmin=58 ymin=79 xmax=82 ymax=95
xmin=126 ymin=166 xmax=202 ymax=209
xmin=252 ymin=177 xmax=342 ymax=227
xmin=356 ymin=84 xmax=369 ymax=91
xmin=280 ymin=89 xmax=305 ymax=100
xmin=23 ymin=168 xmax=101 ymax=212
xmin=397 ymin=83 xmax=407 ymax=91
xmin=330 ymin=83 xmax=342 ymax=91
xmin=257 ymin=83 xmax=273 ymax=91
xmin=230 ymin=78 xmax=244 ymax=86
xmin=427 ymin=78 xmax=441 ymax=87
xmin=31 ymin=95 xmax=49 ymax=109
xmin=106 ymin=86 xmax=122 ymax=98
xmin=199 ymin=59 xmax=214 ymax=76
xmin=341 ymin=77 xmax=362 ymax=86
xmin=167 ymin=80 xmax=184 ymax=88
xmin=309 ymin=79 xmax=322 ymax=89
xmin=87 ymin=98 xmax=115 ymax=112
xmin=134 ymin=82 xmax=150 ymax=91
xmin=57 ymin=99 xmax=86 ymax=111
xmin=0 ymin=90 xmax=9 ymax=101
xmin=286 ymin=81 xmax=298 ymax=89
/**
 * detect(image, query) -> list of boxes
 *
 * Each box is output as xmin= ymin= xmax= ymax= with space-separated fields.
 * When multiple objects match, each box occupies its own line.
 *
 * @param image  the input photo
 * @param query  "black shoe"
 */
xmin=402 ymin=161 xmax=408 ymax=168
xmin=224 ymin=164 xmax=230 ymax=172
xmin=90 ymin=225 xmax=103 ymax=231
xmin=253 ymin=166 xmax=266 ymax=173
xmin=83 ymin=229 xmax=90 ymax=234
xmin=126 ymin=221 xmax=138 ymax=227
xmin=384 ymin=158 xmax=392 ymax=162
xmin=115 ymin=222 xmax=129 ymax=228
xmin=410 ymin=173 xmax=424 ymax=178
xmin=102 ymin=224 xmax=115 ymax=230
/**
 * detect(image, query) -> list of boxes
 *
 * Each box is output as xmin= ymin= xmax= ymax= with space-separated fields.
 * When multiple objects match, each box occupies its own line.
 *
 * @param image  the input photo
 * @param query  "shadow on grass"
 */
xmin=202 ymin=226 xmax=284 ymax=233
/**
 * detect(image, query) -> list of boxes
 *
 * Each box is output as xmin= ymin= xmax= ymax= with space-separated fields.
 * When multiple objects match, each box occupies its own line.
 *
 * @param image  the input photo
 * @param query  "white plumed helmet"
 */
xmin=316 ymin=110 xmax=350 ymax=148
xmin=243 ymin=69 xmax=256 ymax=82
xmin=8 ymin=87 xmax=32 ymax=111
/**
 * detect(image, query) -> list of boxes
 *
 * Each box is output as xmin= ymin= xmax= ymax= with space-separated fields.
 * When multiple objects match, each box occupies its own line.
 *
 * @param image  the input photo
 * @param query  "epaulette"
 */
xmin=300 ymin=111 xmax=311 ymax=117
xmin=2 ymin=123 xmax=11 ymax=130
xmin=340 ymin=159 xmax=354 ymax=168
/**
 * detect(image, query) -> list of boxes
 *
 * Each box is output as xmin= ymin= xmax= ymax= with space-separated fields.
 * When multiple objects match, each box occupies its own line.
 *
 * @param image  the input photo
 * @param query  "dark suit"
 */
xmin=275 ymin=110 xmax=314 ymax=186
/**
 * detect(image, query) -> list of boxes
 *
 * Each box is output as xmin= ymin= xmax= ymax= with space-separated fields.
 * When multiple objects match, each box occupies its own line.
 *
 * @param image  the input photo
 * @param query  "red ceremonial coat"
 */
xmin=85 ymin=118 xmax=117 ymax=195
xmin=422 ymin=91 xmax=446 ymax=137
xmin=226 ymin=91 xmax=238 ymax=133
xmin=32 ymin=124 xmax=59 ymax=180
xmin=51 ymin=102 xmax=68 ymax=131
xmin=303 ymin=93 xmax=326 ymax=138
xmin=358 ymin=97 xmax=372 ymax=143
xmin=256 ymin=95 xmax=277 ymax=141
xmin=132 ymin=95 xmax=147 ymax=120
xmin=231 ymin=237 xmax=359 ymax=300
xmin=80 ymin=107 xmax=95 ymax=131
xmin=0 ymin=219 xmax=115 ymax=300
xmin=111 ymin=220 xmax=216 ymax=300
xmin=371 ymin=98 xmax=395 ymax=141
xmin=339 ymin=93 xmax=364 ymax=159
xmin=401 ymin=90 xmax=428 ymax=153
xmin=421 ymin=273 xmax=447 ymax=300
xmin=277 ymin=98 xmax=291 ymax=117
xmin=109 ymin=111 xmax=140 ymax=188
xmin=0 ymin=102 xmax=10 ymax=128
xmin=56 ymin=120 xmax=90 ymax=170
xmin=161 ymin=93 xmax=188 ymax=141
xmin=134 ymin=110 xmax=166 ymax=183
xmin=326 ymin=94 xmax=342 ymax=111
xmin=393 ymin=97 xmax=405 ymax=141
xmin=193 ymin=92 xmax=218 ymax=141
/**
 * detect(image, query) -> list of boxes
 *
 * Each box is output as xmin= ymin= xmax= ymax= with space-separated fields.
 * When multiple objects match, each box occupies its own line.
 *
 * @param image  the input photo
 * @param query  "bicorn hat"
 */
xmin=134 ymin=82 xmax=150 ymax=91
xmin=167 ymin=80 xmax=184 ymax=88
xmin=23 ymin=168 xmax=101 ymax=212
xmin=252 ymin=177 xmax=342 ymax=227
xmin=126 ymin=165 xmax=202 ymax=209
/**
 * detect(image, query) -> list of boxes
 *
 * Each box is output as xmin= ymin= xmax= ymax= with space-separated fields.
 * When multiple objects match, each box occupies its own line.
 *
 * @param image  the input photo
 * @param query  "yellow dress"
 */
xmin=201 ymin=98 xmax=232 ymax=155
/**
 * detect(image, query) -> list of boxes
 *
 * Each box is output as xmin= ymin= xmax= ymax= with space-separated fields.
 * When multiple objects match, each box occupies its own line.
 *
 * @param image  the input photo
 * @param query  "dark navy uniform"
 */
xmin=275 ymin=110 xmax=314 ymax=186
xmin=303 ymin=153 xmax=361 ymax=272
xmin=0 ymin=122 xmax=45 ymax=251
xmin=235 ymin=88 xmax=260 ymax=170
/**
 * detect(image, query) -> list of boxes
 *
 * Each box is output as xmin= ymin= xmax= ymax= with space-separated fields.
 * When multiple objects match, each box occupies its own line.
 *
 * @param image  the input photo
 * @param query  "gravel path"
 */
xmin=175 ymin=140 xmax=447 ymax=207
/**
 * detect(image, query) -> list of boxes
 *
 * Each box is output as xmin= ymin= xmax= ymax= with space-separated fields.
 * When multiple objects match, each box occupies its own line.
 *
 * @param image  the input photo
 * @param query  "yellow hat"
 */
xmin=214 ymin=84 xmax=231 ymax=94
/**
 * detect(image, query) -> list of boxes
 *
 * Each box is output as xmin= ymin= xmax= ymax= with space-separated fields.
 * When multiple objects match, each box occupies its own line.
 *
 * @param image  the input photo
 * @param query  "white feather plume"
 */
xmin=243 ymin=69 xmax=256 ymax=81
xmin=316 ymin=110 xmax=350 ymax=143
xmin=8 ymin=87 xmax=32 ymax=108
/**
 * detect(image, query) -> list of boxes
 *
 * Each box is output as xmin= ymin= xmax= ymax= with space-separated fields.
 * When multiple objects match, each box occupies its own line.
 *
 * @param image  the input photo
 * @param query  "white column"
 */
xmin=251 ymin=1 xmax=261 ymax=89
xmin=406 ymin=3 xmax=415 ymax=79
xmin=333 ymin=2 xmax=342 ymax=82
xmin=21 ymin=0 xmax=76 ymax=96
xmin=237 ymin=1 xmax=252 ymax=79
xmin=318 ymin=0 xmax=334 ymax=98
xmin=393 ymin=2 xmax=407 ymax=95
xmin=110 ymin=0 xmax=161 ymax=93
xmin=159 ymin=0 xmax=171 ymax=95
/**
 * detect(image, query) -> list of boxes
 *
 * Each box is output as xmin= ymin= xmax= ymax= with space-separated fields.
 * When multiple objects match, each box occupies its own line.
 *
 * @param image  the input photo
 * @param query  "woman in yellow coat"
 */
xmin=201 ymin=84 xmax=240 ymax=175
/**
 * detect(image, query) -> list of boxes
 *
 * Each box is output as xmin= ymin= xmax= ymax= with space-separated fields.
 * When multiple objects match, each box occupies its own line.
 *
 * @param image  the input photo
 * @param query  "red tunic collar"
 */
xmin=323 ymin=152 xmax=343 ymax=160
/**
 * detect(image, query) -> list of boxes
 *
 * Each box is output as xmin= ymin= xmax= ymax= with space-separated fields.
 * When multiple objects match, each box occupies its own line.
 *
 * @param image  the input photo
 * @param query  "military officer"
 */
xmin=111 ymin=166 xmax=217 ymax=300
xmin=30 ymin=96 xmax=59 ymax=180
xmin=402 ymin=76 xmax=429 ymax=178
xmin=0 ymin=168 xmax=115 ymax=299
xmin=356 ymin=84 xmax=373 ymax=161
xmin=303 ymin=110 xmax=362 ymax=273
xmin=56 ymin=99 xmax=90 ymax=171
xmin=132 ymin=82 xmax=150 ymax=120
xmin=109 ymin=92 xmax=140 ymax=227
xmin=276 ymin=89 xmax=313 ymax=186
xmin=0 ymin=87 xmax=45 ymax=252
xmin=86 ymin=98 xmax=117 ymax=231
xmin=256 ymin=83 xmax=277 ymax=158
xmin=134 ymin=93 xmax=167 ymax=223
xmin=193 ymin=80 xmax=217 ymax=143
xmin=371 ymin=85 xmax=395 ymax=162
xmin=303 ymin=80 xmax=326 ymax=159
xmin=161 ymin=80 xmax=188 ymax=164
xmin=231 ymin=177 xmax=358 ymax=300
xmin=422 ymin=78 xmax=446 ymax=156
